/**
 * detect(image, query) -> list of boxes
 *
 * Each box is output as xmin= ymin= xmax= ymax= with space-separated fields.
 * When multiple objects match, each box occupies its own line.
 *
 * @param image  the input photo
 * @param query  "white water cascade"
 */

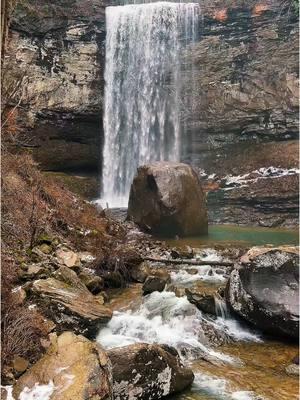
xmin=101 ymin=2 xmax=200 ymax=207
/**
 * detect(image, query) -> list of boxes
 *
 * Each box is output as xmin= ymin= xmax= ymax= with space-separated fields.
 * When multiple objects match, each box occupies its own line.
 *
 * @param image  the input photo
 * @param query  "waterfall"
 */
xmin=214 ymin=294 xmax=229 ymax=319
xmin=101 ymin=2 xmax=200 ymax=207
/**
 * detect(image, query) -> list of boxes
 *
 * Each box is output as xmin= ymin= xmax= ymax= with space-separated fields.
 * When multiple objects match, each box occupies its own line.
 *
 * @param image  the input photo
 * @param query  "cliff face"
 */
xmin=181 ymin=1 xmax=299 ymax=165
xmin=3 ymin=0 xmax=299 ymax=225
xmin=4 ymin=0 xmax=298 ymax=171
xmin=4 ymin=0 xmax=108 ymax=171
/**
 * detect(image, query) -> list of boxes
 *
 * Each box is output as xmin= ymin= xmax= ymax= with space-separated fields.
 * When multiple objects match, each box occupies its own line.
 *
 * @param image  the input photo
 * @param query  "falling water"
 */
xmin=102 ymin=2 xmax=200 ymax=207
xmin=214 ymin=293 xmax=229 ymax=319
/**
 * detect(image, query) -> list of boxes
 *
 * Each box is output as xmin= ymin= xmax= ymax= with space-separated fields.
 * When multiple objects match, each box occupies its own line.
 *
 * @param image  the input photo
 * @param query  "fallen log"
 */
xmin=143 ymin=256 xmax=235 ymax=267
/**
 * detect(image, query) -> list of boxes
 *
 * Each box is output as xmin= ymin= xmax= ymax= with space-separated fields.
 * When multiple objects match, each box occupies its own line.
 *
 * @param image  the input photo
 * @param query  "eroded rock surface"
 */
xmin=32 ymin=266 xmax=112 ymax=338
xmin=226 ymin=247 xmax=299 ymax=339
xmin=108 ymin=343 xmax=194 ymax=400
xmin=4 ymin=0 xmax=108 ymax=171
xmin=127 ymin=162 xmax=208 ymax=236
xmin=13 ymin=331 xmax=112 ymax=400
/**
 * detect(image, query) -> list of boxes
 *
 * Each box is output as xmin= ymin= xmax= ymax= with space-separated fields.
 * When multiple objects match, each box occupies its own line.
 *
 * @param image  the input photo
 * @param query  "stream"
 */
xmin=96 ymin=242 xmax=298 ymax=400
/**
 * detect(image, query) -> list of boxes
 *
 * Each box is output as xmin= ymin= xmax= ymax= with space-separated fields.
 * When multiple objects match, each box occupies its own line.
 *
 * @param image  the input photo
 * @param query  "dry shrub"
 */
xmin=1 ymin=254 xmax=48 ymax=377
xmin=2 ymin=152 xmax=51 ymax=249
xmin=1 ymin=151 xmax=125 ymax=253
xmin=92 ymin=245 xmax=142 ymax=287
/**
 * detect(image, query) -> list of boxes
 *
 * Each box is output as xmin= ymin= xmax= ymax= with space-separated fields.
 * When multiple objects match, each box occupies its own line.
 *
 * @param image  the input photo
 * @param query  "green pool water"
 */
xmin=166 ymin=225 xmax=299 ymax=248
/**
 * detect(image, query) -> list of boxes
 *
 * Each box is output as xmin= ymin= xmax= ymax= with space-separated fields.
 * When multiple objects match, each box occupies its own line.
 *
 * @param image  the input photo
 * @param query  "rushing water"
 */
xmin=97 ymin=241 xmax=298 ymax=400
xmin=102 ymin=2 xmax=199 ymax=207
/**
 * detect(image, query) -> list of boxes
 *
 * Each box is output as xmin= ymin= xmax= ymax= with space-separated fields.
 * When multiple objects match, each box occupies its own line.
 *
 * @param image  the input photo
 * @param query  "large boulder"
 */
xmin=107 ymin=343 xmax=194 ymax=400
xmin=226 ymin=247 xmax=299 ymax=339
xmin=127 ymin=162 xmax=208 ymax=237
xmin=32 ymin=266 xmax=112 ymax=338
xmin=13 ymin=332 xmax=112 ymax=400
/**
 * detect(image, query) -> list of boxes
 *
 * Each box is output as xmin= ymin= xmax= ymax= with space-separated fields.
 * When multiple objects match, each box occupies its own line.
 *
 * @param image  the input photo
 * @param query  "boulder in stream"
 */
xmin=142 ymin=275 xmax=168 ymax=295
xmin=13 ymin=331 xmax=112 ymax=400
xmin=127 ymin=162 xmax=208 ymax=236
xmin=185 ymin=288 xmax=217 ymax=315
xmin=226 ymin=246 xmax=299 ymax=339
xmin=108 ymin=343 xmax=194 ymax=400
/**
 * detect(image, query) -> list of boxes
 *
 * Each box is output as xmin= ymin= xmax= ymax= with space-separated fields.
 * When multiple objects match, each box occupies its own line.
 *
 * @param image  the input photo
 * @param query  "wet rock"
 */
xmin=108 ymin=343 xmax=194 ymax=400
xmin=127 ymin=162 xmax=208 ymax=237
xmin=94 ymin=294 xmax=105 ymax=305
xmin=186 ymin=289 xmax=216 ymax=315
xmin=166 ymin=285 xmax=185 ymax=297
xmin=171 ymin=246 xmax=194 ymax=259
xmin=226 ymin=247 xmax=299 ymax=339
xmin=207 ymin=173 xmax=299 ymax=228
xmin=78 ymin=270 xmax=104 ymax=294
xmin=149 ymin=268 xmax=171 ymax=282
xmin=13 ymin=331 xmax=112 ymax=400
xmin=32 ymin=266 xmax=112 ymax=338
xmin=131 ymin=261 xmax=151 ymax=283
xmin=142 ymin=276 xmax=167 ymax=295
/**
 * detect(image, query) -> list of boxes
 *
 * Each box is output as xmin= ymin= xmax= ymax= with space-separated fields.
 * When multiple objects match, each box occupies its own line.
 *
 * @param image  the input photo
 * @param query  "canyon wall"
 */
xmin=3 ymin=0 xmax=299 ymax=225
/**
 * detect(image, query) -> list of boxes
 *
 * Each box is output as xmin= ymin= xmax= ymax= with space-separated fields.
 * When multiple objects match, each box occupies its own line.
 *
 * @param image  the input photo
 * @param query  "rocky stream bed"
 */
xmin=1 ymin=222 xmax=299 ymax=400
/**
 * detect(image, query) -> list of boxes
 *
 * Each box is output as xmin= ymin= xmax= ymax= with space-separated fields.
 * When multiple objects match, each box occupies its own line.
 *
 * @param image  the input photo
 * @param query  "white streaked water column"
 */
xmin=102 ymin=2 xmax=200 ymax=207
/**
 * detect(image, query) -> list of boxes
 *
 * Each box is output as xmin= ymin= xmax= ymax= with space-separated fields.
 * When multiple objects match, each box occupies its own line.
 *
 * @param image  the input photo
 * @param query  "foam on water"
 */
xmin=2 ymin=381 xmax=55 ymax=400
xmin=214 ymin=317 xmax=262 ymax=343
xmin=192 ymin=373 xmax=265 ymax=400
xmin=170 ymin=266 xmax=227 ymax=285
xmin=97 ymin=290 xmax=260 ymax=364
xmin=196 ymin=248 xmax=223 ymax=262
xmin=19 ymin=382 xmax=55 ymax=400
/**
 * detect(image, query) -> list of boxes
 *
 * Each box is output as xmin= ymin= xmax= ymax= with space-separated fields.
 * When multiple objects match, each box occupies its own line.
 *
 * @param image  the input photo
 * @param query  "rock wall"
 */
xmin=4 ymin=0 xmax=298 ymax=173
xmin=4 ymin=0 xmax=108 ymax=171
xmin=181 ymin=0 xmax=299 ymax=165
xmin=3 ymin=0 xmax=299 ymax=224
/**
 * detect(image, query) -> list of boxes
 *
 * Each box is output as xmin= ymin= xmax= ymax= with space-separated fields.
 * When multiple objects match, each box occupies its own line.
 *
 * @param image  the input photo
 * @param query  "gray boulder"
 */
xmin=226 ymin=247 xmax=299 ymax=339
xmin=108 ymin=343 xmax=194 ymax=400
xmin=127 ymin=162 xmax=208 ymax=237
